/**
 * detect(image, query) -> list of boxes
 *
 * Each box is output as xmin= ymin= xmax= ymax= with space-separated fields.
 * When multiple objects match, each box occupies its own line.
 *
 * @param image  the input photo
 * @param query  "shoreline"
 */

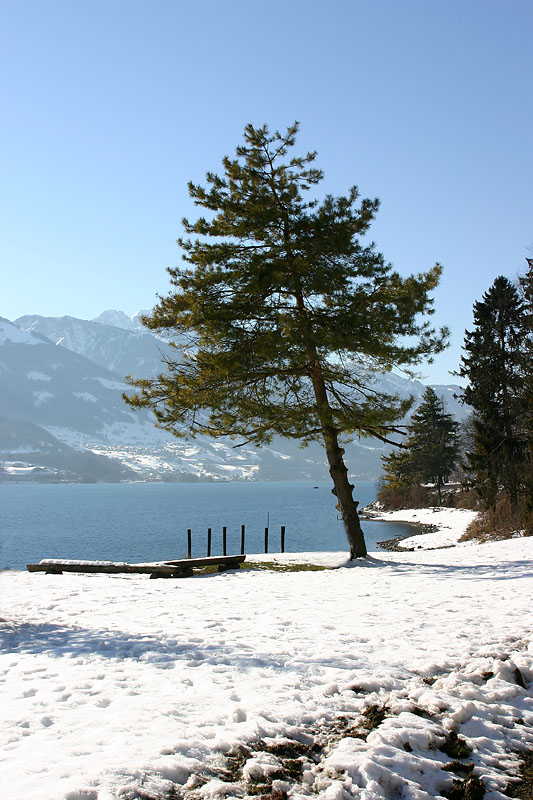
xmin=361 ymin=505 xmax=480 ymax=551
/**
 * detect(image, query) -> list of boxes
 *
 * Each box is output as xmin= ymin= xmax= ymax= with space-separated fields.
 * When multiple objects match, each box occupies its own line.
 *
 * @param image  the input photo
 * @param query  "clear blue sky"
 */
xmin=2 ymin=0 xmax=532 ymax=383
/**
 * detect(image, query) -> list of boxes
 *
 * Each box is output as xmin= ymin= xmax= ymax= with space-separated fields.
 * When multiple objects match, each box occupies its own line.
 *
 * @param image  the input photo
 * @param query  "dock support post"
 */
xmin=207 ymin=528 xmax=212 ymax=557
xmin=187 ymin=529 xmax=192 ymax=559
xmin=264 ymin=526 xmax=269 ymax=554
xmin=241 ymin=524 xmax=245 ymax=555
xmin=223 ymin=526 xmax=227 ymax=556
xmin=281 ymin=525 xmax=285 ymax=553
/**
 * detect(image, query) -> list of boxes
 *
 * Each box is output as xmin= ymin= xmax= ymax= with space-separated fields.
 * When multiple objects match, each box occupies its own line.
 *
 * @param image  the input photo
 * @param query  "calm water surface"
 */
xmin=0 ymin=481 xmax=415 ymax=570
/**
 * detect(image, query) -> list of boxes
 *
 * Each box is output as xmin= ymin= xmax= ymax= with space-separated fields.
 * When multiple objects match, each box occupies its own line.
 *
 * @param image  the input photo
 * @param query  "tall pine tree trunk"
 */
xmin=308 ymin=355 xmax=367 ymax=559
xmin=322 ymin=426 xmax=367 ymax=559
xmin=294 ymin=287 xmax=367 ymax=558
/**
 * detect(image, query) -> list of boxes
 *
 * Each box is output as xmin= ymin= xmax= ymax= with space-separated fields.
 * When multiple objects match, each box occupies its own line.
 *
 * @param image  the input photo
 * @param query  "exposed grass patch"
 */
xmin=174 ymin=561 xmax=331 ymax=577
xmin=241 ymin=561 xmax=330 ymax=572
xmin=505 ymin=750 xmax=533 ymax=798
xmin=440 ymin=730 xmax=472 ymax=760
xmin=442 ymin=775 xmax=485 ymax=800
xmin=361 ymin=704 xmax=388 ymax=731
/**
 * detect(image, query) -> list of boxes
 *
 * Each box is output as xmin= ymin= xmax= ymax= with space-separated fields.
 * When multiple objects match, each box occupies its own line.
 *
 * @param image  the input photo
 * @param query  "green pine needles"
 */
xmin=459 ymin=274 xmax=529 ymax=513
xmin=381 ymin=388 xmax=459 ymax=506
xmin=125 ymin=123 xmax=448 ymax=558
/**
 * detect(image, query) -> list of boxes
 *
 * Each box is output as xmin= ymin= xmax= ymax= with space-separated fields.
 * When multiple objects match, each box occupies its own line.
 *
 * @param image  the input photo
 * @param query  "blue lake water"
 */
xmin=0 ymin=480 xmax=415 ymax=570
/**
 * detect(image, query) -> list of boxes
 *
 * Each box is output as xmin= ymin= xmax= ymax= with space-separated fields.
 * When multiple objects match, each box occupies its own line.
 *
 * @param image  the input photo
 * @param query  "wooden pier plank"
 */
xmin=163 ymin=555 xmax=246 ymax=568
xmin=26 ymin=554 xmax=246 ymax=578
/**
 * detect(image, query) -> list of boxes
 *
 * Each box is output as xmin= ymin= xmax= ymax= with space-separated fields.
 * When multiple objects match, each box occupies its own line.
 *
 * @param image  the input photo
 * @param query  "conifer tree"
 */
xmin=459 ymin=276 xmax=526 ymax=509
xmin=407 ymin=388 xmax=459 ymax=504
xmin=518 ymin=259 xmax=533 ymax=533
xmin=379 ymin=388 xmax=458 ymax=505
xmin=380 ymin=448 xmax=414 ymax=492
xmin=125 ymin=123 xmax=447 ymax=558
xmin=378 ymin=447 xmax=415 ymax=507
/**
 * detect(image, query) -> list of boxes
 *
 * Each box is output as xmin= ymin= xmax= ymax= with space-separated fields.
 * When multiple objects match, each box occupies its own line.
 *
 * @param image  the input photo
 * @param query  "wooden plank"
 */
xmin=27 ymin=554 xmax=245 ymax=579
xmin=163 ymin=555 xmax=246 ymax=568
xmin=27 ymin=554 xmax=246 ymax=577
xmin=27 ymin=563 xmax=185 ymax=577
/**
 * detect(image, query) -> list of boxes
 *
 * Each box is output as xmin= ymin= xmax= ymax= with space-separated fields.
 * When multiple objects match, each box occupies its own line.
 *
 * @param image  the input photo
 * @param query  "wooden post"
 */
xmin=281 ymin=525 xmax=285 ymax=553
xmin=207 ymin=528 xmax=212 ymax=557
xmin=241 ymin=524 xmax=245 ymax=555
xmin=187 ymin=529 xmax=192 ymax=559
xmin=264 ymin=526 xmax=269 ymax=553
xmin=223 ymin=526 xmax=227 ymax=556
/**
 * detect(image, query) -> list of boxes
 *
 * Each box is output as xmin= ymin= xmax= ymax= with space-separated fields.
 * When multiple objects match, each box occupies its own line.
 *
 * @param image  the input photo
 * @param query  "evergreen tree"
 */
xmin=125 ymin=123 xmax=447 ymax=558
xmin=518 ymin=259 xmax=533 ymax=533
xmin=459 ymin=276 xmax=526 ymax=509
xmin=407 ymin=388 xmax=459 ymax=504
xmin=380 ymin=448 xmax=414 ymax=492
xmin=379 ymin=388 xmax=458 ymax=505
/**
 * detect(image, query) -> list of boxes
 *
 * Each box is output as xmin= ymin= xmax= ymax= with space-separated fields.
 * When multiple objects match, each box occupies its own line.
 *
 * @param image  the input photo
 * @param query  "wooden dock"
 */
xmin=27 ymin=554 xmax=246 ymax=579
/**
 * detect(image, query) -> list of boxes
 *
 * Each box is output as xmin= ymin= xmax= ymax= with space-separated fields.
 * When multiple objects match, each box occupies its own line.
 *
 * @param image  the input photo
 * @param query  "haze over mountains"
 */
xmin=0 ymin=312 xmax=468 ymax=483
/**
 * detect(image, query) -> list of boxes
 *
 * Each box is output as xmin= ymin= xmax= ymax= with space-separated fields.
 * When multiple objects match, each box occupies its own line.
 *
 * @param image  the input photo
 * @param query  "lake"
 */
xmin=0 ymin=480 xmax=415 ymax=570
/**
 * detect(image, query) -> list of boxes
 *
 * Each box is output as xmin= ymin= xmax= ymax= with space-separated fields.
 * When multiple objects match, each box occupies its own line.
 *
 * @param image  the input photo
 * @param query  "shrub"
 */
xmin=459 ymin=496 xmax=525 ymax=543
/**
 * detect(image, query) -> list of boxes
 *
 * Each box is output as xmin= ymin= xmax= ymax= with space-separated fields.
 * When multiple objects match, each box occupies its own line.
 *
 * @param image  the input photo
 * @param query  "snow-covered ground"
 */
xmin=1 ymin=517 xmax=532 ymax=800
xmin=363 ymin=507 xmax=481 ymax=550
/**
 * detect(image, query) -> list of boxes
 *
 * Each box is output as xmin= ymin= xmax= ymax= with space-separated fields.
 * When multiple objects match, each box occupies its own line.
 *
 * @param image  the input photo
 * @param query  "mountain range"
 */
xmin=0 ymin=311 xmax=468 ymax=483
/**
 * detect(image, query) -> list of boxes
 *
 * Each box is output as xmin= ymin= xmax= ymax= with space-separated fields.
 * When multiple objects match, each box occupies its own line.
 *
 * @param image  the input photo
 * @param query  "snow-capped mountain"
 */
xmin=2 ymin=317 xmax=146 ymax=433
xmin=14 ymin=314 xmax=176 ymax=380
xmin=376 ymin=370 xmax=467 ymax=423
xmin=0 ymin=317 xmax=356 ymax=481
xmin=92 ymin=309 xmax=149 ymax=331
xmin=1 ymin=312 xmax=468 ymax=483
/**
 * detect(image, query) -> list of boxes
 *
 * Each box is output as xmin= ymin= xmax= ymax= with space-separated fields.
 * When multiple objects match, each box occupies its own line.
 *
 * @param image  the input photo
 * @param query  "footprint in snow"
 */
xmin=96 ymin=697 xmax=111 ymax=707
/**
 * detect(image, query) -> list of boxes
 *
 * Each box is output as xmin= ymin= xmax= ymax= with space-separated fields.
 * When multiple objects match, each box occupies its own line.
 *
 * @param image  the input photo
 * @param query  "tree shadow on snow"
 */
xmin=0 ymin=617 xmax=295 ymax=670
xmin=343 ymin=554 xmax=533 ymax=581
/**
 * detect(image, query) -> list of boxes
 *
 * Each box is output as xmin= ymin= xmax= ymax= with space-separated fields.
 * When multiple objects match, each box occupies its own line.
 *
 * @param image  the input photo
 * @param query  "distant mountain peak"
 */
xmin=92 ymin=310 xmax=149 ymax=331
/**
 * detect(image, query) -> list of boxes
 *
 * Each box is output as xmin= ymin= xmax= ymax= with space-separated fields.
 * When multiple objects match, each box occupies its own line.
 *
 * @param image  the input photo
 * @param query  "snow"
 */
xmin=94 ymin=377 xmax=130 ymax=391
xmin=39 ymin=559 xmax=127 ymax=566
xmin=365 ymin=507 xmax=480 ymax=549
xmin=73 ymin=391 xmax=98 ymax=403
xmin=93 ymin=310 xmax=148 ymax=331
xmin=0 ymin=318 xmax=41 ymax=345
xmin=26 ymin=371 xmax=52 ymax=381
xmin=32 ymin=390 xmax=54 ymax=406
xmin=3 ymin=462 xmax=52 ymax=474
xmin=1 ymin=528 xmax=532 ymax=800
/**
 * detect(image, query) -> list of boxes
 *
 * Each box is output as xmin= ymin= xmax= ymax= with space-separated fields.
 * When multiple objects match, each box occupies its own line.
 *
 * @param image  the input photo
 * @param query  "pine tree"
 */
xmin=459 ymin=276 xmax=526 ymax=509
xmin=125 ymin=123 xmax=447 ymax=558
xmin=407 ymin=388 xmax=459 ymax=504
xmin=379 ymin=388 xmax=458 ymax=505
xmin=381 ymin=448 xmax=414 ymax=492
xmin=518 ymin=259 xmax=533 ymax=533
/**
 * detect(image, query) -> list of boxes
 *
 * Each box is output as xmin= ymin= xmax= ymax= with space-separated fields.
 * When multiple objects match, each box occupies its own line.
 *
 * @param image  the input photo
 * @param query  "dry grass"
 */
xmin=459 ymin=497 xmax=525 ymax=543
xmin=377 ymin=483 xmax=479 ymax=512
